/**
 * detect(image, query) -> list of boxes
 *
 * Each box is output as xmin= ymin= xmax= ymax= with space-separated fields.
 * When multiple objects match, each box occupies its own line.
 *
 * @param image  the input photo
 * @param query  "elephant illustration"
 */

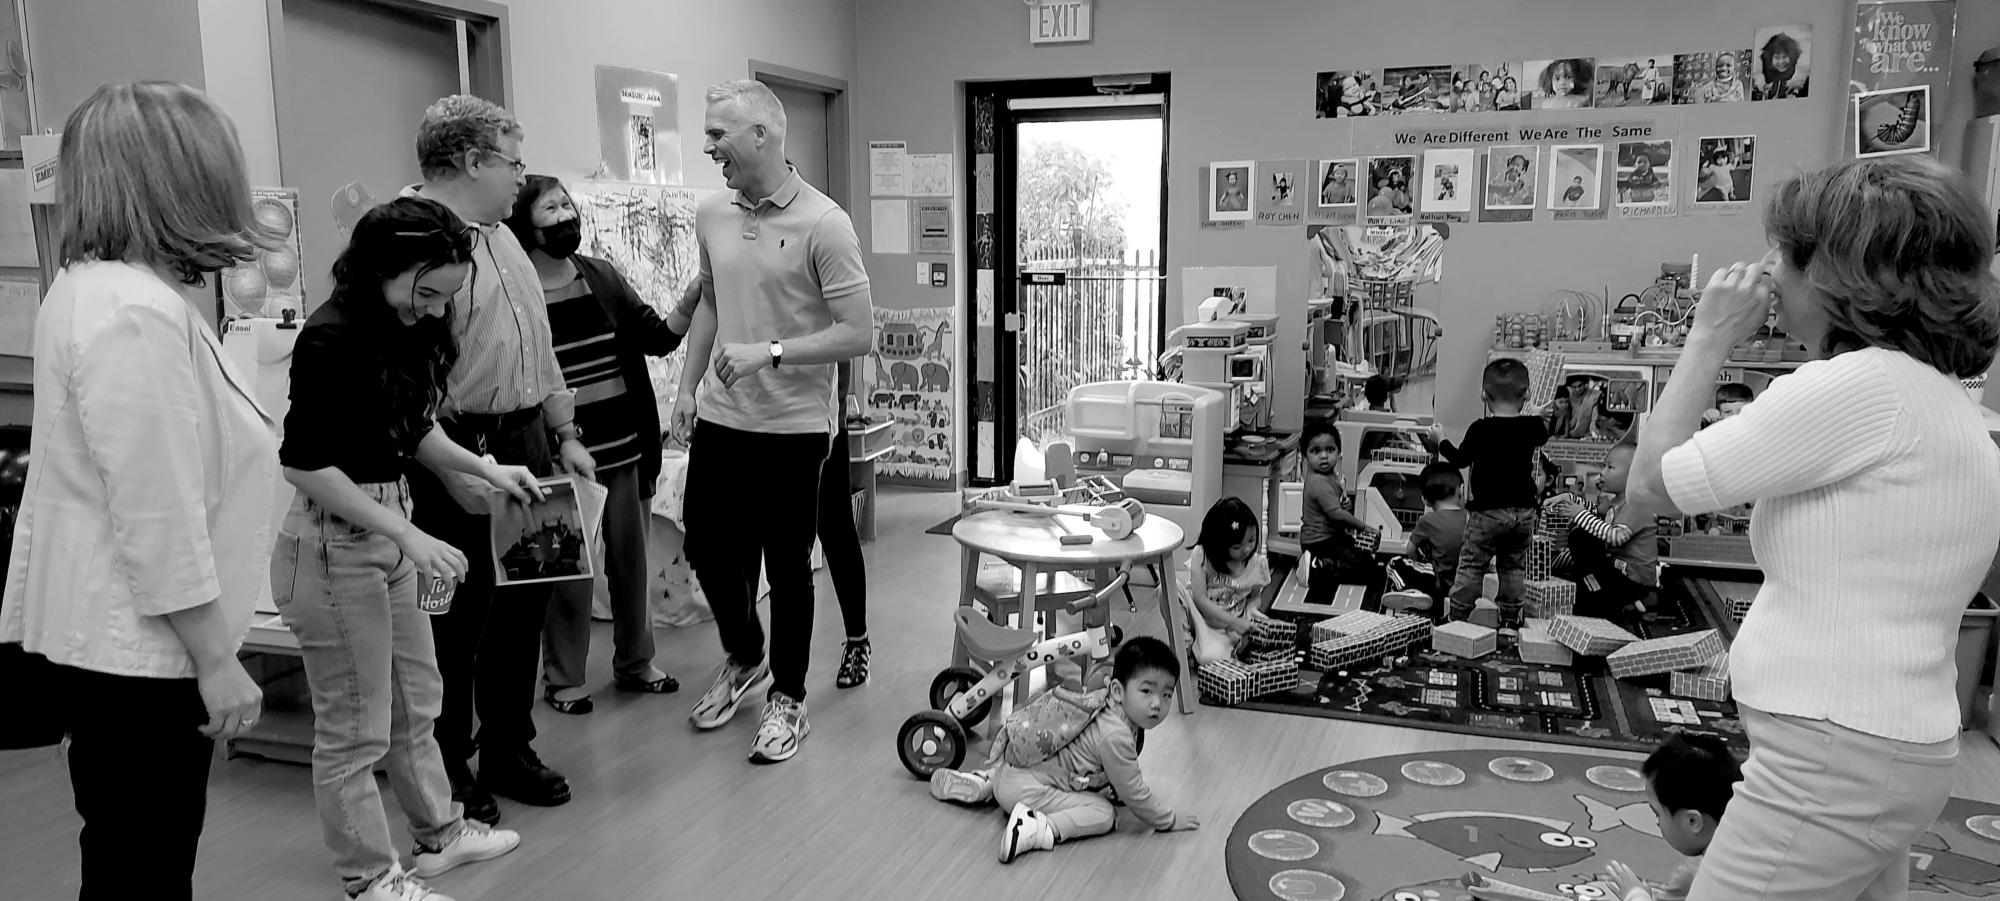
xmin=890 ymin=361 xmax=921 ymax=391
xmin=920 ymin=362 xmax=950 ymax=393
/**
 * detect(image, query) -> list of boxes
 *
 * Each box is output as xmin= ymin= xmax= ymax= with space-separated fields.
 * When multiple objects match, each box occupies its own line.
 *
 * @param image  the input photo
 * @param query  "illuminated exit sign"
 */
xmin=1029 ymin=0 xmax=1092 ymax=45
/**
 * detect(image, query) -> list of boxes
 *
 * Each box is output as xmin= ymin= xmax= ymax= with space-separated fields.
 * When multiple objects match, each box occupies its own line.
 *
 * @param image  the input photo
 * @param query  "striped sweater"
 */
xmin=1661 ymin=347 xmax=2000 ymax=742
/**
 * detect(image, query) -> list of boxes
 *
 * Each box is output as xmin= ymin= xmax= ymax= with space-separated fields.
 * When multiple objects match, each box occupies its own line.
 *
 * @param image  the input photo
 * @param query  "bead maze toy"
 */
xmin=897 ymin=567 xmax=1136 ymax=778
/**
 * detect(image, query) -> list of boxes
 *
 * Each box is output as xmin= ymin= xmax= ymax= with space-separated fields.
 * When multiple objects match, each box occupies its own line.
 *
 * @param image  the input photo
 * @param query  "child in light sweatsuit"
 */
xmin=1604 ymin=733 xmax=1743 ymax=901
xmin=927 ymin=637 xmax=1199 ymax=862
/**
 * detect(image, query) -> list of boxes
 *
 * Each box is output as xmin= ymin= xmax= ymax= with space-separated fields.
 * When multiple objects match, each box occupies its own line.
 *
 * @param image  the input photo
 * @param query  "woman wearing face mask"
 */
xmin=506 ymin=175 xmax=695 ymax=714
xmin=277 ymin=196 xmax=545 ymax=900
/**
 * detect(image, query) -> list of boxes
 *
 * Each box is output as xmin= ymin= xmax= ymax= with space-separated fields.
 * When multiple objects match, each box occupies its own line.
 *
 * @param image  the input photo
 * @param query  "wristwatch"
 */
xmin=769 ymin=341 xmax=784 ymax=368
xmin=556 ymin=423 xmax=583 ymax=444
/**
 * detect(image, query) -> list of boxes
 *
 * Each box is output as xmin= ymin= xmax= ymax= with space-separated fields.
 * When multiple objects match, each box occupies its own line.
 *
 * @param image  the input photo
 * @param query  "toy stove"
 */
xmin=1224 ymin=312 xmax=1279 ymax=433
xmin=1065 ymin=380 xmax=1225 ymax=542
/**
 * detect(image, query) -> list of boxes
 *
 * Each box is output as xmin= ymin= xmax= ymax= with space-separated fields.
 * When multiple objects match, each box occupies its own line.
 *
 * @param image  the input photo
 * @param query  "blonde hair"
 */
xmin=416 ymin=94 xmax=523 ymax=181
xmin=705 ymin=79 xmax=787 ymax=133
xmin=57 ymin=81 xmax=266 ymax=285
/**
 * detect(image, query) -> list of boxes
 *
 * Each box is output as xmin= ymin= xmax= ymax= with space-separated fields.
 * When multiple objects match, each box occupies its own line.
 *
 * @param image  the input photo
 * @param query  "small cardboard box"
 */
xmin=1307 ymin=610 xmax=1430 ymax=671
xmin=1197 ymin=656 xmax=1300 ymax=706
xmin=1433 ymin=621 xmax=1497 ymax=659
xmin=1550 ymin=615 xmax=1640 ymax=656
xmin=1670 ymin=651 xmax=1731 ymax=701
xmin=1607 ymin=629 xmax=1724 ymax=679
xmin=1518 ymin=617 xmax=1574 ymax=666
xmin=1525 ymin=578 xmax=1577 ymax=619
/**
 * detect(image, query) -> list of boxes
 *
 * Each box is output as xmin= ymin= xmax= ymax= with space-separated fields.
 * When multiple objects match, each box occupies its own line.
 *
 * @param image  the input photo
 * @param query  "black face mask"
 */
xmin=538 ymin=217 xmax=582 ymax=259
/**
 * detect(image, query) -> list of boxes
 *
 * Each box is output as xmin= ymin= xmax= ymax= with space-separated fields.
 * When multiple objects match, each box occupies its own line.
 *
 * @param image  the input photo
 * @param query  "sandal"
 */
xmin=614 ymin=672 xmax=680 ymax=694
xmin=543 ymin=688 xmax=594 ymax=715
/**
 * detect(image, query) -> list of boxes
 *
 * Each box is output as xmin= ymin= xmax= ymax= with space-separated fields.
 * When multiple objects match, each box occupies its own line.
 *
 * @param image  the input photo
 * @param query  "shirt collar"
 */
xmin=733 ymin=168 xmax=804 ymax=211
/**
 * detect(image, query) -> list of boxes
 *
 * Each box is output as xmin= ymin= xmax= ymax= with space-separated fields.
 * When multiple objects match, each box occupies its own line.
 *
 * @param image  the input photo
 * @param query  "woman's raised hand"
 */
xmin=1691 ymin=254 xmax=1776 ymax=349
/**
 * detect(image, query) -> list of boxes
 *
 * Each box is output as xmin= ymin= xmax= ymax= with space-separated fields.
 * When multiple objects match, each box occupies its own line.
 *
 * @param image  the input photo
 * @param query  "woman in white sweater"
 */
xmin=1630 ymin=155 xmax=2000 ymax=900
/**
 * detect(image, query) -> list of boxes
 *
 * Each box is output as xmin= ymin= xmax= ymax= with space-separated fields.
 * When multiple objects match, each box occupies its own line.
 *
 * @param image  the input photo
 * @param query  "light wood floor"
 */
xmin=6 ymin=488 xmax=2000 ymax=901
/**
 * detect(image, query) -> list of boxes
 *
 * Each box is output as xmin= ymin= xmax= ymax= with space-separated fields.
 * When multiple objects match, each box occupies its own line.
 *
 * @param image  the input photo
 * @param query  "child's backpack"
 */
xmin=998 ymin=685 xmax=1111 ymax=769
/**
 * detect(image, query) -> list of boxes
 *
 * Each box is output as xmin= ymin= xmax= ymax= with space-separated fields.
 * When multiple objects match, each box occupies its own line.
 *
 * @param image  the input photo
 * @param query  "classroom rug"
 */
xmin=1222 ymin=578 xmax=1750 ymax=756
xmin=1225 ymin=749 xmax=2000 ymax=901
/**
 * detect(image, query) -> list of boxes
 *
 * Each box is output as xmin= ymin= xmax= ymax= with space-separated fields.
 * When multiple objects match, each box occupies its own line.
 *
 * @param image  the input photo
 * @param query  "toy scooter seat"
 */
xmin=955 ymin=607 xmax=1039 ymax=662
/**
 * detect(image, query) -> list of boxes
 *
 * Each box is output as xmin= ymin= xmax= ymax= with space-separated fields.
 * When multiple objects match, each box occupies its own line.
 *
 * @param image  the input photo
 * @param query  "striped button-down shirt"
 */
xmin=402 ymin=186 xmax=574 ymax=427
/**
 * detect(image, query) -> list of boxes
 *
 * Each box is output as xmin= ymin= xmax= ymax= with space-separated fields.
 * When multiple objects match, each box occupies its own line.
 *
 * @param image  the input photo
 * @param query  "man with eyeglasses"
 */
xmin=399 ymin=94 xmax=588 ymax=824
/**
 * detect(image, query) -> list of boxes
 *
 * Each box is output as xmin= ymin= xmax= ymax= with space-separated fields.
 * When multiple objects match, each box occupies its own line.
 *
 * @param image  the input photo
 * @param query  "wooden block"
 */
xmin=1433 ymin=621 xmax=1497 ymax=659
xmin=1528 ymin=535 xmax=1556 ymax=581
xmin=1671 ymin=651 xmax=1731 ymax=701
xmin=1525 ymin=578 xmax=1577 ymax=619
xmin=1549 ymin=615 xmax=1639 ymax=656
xmin=1308 ymin=610 xmax=1430 ymax=670
xmin=1482 ymin=572 xmax=1499 ymax=599
xmin=1196 ymin=656 xmax=1299 ymax=705
xmin=1468 ymin=597 xmax=1501 ymax=628
xmin=1608 ymin=629 xmax=1724 ymax=679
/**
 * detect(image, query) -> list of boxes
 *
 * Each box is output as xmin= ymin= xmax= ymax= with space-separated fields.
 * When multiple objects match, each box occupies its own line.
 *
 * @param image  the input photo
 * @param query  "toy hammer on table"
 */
xmin=972 ymin=497 xmax=1147 ymax=544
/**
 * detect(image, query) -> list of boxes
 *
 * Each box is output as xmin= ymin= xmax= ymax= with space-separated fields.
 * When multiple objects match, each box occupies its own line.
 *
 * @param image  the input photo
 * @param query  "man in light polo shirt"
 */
xmin=672 ymin=80 xmax=873 ymax=764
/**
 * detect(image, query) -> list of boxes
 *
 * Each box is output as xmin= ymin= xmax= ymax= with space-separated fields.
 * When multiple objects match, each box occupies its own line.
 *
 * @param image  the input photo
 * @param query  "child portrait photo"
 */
xmin=1318 ymin=159 xmax=1358 ymax=207
xmin=1211 ymin=161 xmax=1254 ymax=221
xmin=1421 ymin=147 xmax=1475 ymax=214
xmin=1596 ymin=56 xmax=1671 ymax=107
xmin=1483 ymin=145 xmax=1539 ymax=210
xmin=1462 ymin=62 xmax=1521 ymax=112
xmin=1753 ymin=24 xmax=1812 ymax=99
xmin=1271 ymin=170 xmax=1297 ymax=207
xmin=1315 ymin=69 xmax=1380 ymax=118
xmin=1528 ymin=58 xmax=1596 ymax=110
xmin=1366 ymin=155 xmax=1416 ymax=217
xmin=1695 ymin=136 xmax=1756 ymax=205
xmin=1676 ymin=50 xmax=1751 ymax=104
xmin=490 ymin=476 xmax=593 ymax=586
xmin=1548 ymin=145 xmax=1603 ymax=209
xmin=1855 ymin=85 xmax=1929 ymax=157
xmin=1615 ymin=140 xmax=1673 ymax=206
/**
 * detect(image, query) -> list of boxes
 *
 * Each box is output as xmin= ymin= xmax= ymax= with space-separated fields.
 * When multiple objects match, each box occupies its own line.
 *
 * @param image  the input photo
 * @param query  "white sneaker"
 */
xmin=410 ymin=821 xmax=521 ymax=878
xmin=747 ymin=692 xmax=809 ymax=763
xmin=351 ymin=866 xmax=454 ymax=901
xmin=929 ymin=768 xmax=994 ymax=805
xmin=1000 ymin=803 xmax=1057 ymax=863
xmin=690 ymin=659 xmax=772 ymax=731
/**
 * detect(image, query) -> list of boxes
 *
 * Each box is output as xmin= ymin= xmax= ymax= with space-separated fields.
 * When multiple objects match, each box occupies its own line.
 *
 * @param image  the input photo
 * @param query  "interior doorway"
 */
xmin=964 ymin=76 xmax=1170 ymax=485
xmin=751 ymin=62 xmax=850 ymax=208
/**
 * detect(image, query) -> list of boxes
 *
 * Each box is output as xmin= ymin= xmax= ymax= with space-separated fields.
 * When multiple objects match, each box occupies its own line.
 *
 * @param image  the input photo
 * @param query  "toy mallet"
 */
xmin=972 ymin=498 xmax=1147 ymax=544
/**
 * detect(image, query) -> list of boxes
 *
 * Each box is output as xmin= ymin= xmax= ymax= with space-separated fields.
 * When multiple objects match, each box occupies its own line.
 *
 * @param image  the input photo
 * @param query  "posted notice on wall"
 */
xmin=0 ymin=277 xmax=41 ymax=357
xmin=914 ymin=199 xmax=952 ymax=252
xmin=905 ymin=153 xmax=953 ymax=197
xmin=870 ymin=200 xmax=910 ymax=254
xmin=870 ymin=141 xmax=908 ymax=196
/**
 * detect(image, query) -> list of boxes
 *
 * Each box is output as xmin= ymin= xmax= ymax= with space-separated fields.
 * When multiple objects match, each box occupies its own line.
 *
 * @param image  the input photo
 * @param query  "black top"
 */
xmin=546 ymin=273 xmax=646 ymax=471
xmin=281 ymin=298 xmax=438 ymax=484
xmin=570 ymin=255 xmax=685 ymax=498
xmin=1437 ymin=415 xmax=1549 ymax=511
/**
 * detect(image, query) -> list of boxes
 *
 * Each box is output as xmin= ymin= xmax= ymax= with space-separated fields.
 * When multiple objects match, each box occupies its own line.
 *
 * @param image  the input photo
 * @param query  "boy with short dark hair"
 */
xmin=1384 ymin=463 xmax=1467 ymax=616
xmin=1299 ymin=419 xmax=1379 ymax=603
xmin=1429 ymin=358 xmax=1549 ymax=627
xmin=926 ymin=636 xmax=1198 ymax=863
xmin=1605 ymin=733 xmax=1743 ymax=901
xmin=1702 ymin=382 xmax=1755 ymax=427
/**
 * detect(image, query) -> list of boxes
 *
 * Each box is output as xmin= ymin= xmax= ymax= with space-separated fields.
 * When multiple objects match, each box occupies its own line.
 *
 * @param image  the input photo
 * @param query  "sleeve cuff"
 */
xmin=1660 ymin=439 xmax=1722 ymax=514
xmin=135 ymin=580 xmax=222 ymax=618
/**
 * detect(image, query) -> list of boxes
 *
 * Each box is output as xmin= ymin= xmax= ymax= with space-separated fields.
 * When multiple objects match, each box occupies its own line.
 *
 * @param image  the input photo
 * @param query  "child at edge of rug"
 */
xmin=926 ymin=637 xmax=1200 ymax=863
xmin=1186 ymin=496 xmax=1280 ymax=652
xmin=1383 ymin=462 xmax=1468 ymax=619
xmin=1603 ymin=732 xmax=1744 ymax=901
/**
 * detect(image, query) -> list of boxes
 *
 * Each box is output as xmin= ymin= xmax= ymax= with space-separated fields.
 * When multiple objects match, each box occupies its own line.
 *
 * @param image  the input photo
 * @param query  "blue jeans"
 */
xmin=1448 ymin=507 xmax=1537 ymax=622
xmin=272 ymin=480 xmax=464 ymax=891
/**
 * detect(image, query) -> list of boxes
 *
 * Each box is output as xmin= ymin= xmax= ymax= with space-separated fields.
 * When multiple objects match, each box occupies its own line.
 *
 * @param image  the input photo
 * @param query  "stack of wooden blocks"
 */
xmin=1537 ymin=510 xmax=1573 ymax=551
xmin=1527 ymin=535 xmax=1557 ymax=581
xmin=1606 ymin=629 xmax=1724 ymax=679
xmin=1524 ymin=578 xmax=1577 ymax=619
xmin=1671 ymin=650 xmax=1732 ymax=701
xmin=1306 ymin=610 xmax=1430 ymax=671
xmin=1726 ymin=594 xmax=1755 ymax=623
xmin=1433 ymin=620 xmax=1497 ymax=659
xmin=1549 ymin=615 xmax=1639 ymax=656
xmin=1196 ymin=655 xmax=1300 ymax=706
xmin=1518 ymin=618 xmax=1575 ymax=666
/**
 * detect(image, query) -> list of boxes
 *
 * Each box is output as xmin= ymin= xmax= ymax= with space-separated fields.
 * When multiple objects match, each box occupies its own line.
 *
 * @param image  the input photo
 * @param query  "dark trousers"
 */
xmin=817 ymin=424 xmax=867 ymax=639
xmin=1302 ymin=536 xmax=1375 ymax=605
xmin=1449 ymin=507 xmax=1537 ymax=622
xmin=406 ymin=409 xmax=558 ymax=767
xmin=1556 ymin=526 xmax=1656 ymax=619
xmin=56 ymin=662 xmax=214 ymax=901
xmin=683 ymin=420 xmax=829 ymax=701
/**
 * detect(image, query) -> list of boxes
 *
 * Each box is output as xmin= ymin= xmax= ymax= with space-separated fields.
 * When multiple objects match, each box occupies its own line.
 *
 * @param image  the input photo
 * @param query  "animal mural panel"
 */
xmin=1225 ymin=750 xmax=2000 ymax=901
xmin=868 ymin=306 xmax=956 ymax=482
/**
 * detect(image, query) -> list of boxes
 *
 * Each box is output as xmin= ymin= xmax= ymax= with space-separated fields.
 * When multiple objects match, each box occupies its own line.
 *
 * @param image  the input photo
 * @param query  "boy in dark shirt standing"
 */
xmin=1429 ymin=358 xmax=1549 ymax=627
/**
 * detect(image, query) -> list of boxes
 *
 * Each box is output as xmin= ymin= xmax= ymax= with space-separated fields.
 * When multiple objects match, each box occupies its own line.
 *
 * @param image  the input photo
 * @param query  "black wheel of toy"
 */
xmin=898 ymin=710 xmax=968 ymax=778
xmin=928 ymin=666 xmax=992 ymax=727
xmin=1108 ymin=624 xmax=1124 ymax=647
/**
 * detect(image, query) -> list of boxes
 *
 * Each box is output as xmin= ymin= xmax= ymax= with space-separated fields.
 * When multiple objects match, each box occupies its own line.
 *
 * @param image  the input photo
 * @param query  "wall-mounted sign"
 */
xmin=1030 ymin=0 xmax=1092 ymax=45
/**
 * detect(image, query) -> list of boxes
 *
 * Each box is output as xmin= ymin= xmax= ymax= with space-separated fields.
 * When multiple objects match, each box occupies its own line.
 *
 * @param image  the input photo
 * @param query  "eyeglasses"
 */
xmin=483 ymin=149 xmax=526 ymax=175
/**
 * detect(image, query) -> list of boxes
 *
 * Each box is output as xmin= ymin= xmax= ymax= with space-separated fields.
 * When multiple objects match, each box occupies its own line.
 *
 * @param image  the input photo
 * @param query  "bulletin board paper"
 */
xmin=594 ymin=65 xmax=682 ymax=185
xmin=870 ymin=141 xmax=908 ymax=196
xmin=871 ymin=200 xmax=911 ymax=254
xmin=0 ymin=276 xmax=39 ymax=357
xmin=905 ymin=153 xmax=953 ymax=197
xmin=866 ymin=306 xmax=955 ymax=482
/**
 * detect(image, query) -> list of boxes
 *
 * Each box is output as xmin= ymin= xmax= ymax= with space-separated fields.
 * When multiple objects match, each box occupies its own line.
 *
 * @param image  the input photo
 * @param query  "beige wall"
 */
xmin=850 ymin=0 xmax=1999 ymax=435
xmin=26 ymin=0 xmax=207 ymax=130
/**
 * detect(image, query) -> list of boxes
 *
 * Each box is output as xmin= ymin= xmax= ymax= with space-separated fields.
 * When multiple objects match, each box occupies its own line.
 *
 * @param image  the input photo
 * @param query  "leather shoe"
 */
xmin=480 ymin=745 xmax=572 ymax=806
xmin=446 ymin=759 xmax=502 ymax=825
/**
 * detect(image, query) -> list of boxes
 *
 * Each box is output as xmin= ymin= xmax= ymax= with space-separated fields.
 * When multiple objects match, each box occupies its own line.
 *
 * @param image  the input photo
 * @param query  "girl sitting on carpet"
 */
xmin=1186 ymin=497 xmax=1278 ymax=651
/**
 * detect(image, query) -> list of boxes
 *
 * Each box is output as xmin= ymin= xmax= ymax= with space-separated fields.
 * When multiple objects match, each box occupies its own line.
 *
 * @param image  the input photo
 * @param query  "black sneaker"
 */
xmin=480 ymin=745 xmax=572 ymax=807
xmin=836 ymin=638 xmax=871 ymax=689
xmin=446 ymin=758 xmax=501 ymax=826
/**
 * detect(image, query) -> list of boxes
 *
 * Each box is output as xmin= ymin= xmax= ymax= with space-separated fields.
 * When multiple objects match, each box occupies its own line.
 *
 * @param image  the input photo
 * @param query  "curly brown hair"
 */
xmin=416 ymin=94 xmax=522 ymax=181
xmin=1765 ymin=155 xmax=2000 ymax=379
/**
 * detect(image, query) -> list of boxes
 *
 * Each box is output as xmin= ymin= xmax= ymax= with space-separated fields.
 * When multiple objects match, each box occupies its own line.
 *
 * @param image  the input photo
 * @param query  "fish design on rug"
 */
xmin=1374 ymin=875 xmax=1477 ymax=901
xmin=1910 ymin=831 xmax=2000 ymax=896
xmin=1373 ymin=809 xmax=1599 ymax=871
xmin=1576 ymin=794 xmax=1662 ymax=837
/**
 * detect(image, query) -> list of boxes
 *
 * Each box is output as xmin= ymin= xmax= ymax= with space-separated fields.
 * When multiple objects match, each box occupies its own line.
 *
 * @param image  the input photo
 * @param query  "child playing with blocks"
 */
xmin=927 ymin=637 xmax=1199 ymax=863
xmin=1700 ymin=382 xmax=1755 ymax=427
xmin=1299 ymin=419 xmax=1381 ymax=604
xmin=1428 ymin=358 xmax=1550 ymax=628
xmin=1384 ymin=463 xmax=1467 ymax=618
xmin=1602 ymin=733 xmax=1743 ymax=901
xmin=1546 ymin=435 xmax=1660 ymax=618
xmin=1187 ymin=497 xmax=1282 ymax=651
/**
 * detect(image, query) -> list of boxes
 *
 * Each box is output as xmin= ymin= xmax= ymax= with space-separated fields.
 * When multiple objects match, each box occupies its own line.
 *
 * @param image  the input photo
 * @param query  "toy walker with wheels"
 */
xmin=896 ymin=567 xmax=1135 ymax=778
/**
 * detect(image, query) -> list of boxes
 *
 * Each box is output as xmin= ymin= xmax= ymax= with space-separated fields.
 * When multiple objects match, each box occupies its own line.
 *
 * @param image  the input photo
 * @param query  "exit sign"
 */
xmin=1029 ymin=0 xmax=1091 ymax=45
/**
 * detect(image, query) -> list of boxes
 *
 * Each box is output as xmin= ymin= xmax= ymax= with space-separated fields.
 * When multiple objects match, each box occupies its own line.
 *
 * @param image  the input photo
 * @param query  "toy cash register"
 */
xmin=1065 ymin=380 xmax=1225 ymax=541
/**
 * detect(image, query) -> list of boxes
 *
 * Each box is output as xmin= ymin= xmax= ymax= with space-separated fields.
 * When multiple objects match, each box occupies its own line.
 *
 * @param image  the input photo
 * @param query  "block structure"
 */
xmin=1537 ymin=511 xmax=1573 ymax=551
xmin=1549 ymin=615 xmax=1640 ymax=656
xmin=1197 ymin=656 xmax=1300 ymax=705
xmin=1307 ymin=610 xmax=1430 ymax=671
xmin=1726 ymin=594 xmax=1754 ymax=623
xmin=1433 ymin=621 xmax=1497 ymax=659
xmin=1670 ymin=652 xmax=1731 ymax=701
xmin=1525 ymin=578 xmax=1577 ymax=619
xmin=1606 ymin=629 xmax=1724 ymax=679
xmin=1519 ymin=618 xmax=1575 ymax=666
xmin=1527 ymin=536 xmax=1557 ymax=581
